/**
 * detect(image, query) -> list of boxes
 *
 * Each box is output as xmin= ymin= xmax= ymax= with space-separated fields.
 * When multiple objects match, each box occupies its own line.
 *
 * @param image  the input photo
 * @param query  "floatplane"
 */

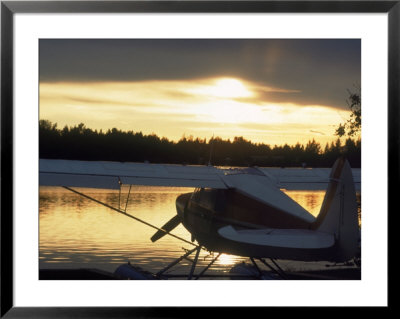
xmin=39 ymin=157 xmax=361 ymax=279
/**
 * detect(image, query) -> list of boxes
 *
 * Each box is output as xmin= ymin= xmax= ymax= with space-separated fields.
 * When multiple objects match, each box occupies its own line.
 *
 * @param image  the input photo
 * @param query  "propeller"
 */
xmin=150 ymin=214 xmax=182 ymax=242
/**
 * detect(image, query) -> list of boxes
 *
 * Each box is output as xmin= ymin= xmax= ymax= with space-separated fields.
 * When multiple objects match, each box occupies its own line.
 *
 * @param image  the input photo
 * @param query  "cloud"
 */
xmin=39 ymin=72 xmax=353 ymax=146
xmin=40 ymin=39 xmax=360 ymax=110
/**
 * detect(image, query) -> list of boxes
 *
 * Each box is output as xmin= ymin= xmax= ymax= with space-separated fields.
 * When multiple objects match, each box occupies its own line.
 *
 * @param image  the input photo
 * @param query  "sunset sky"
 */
xmin=39 ymin=39 xmax=360 ymax=145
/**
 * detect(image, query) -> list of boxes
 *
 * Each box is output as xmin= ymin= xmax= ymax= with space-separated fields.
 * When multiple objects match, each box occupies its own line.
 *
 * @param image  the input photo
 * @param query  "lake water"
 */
xmin=39 ymin=186 xmax=361 ymax=278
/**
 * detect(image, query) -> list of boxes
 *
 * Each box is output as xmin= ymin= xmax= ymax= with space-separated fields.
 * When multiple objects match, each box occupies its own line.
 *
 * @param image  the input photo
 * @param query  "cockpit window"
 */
xmin=191 ymin=188 xmax=226 ymax=212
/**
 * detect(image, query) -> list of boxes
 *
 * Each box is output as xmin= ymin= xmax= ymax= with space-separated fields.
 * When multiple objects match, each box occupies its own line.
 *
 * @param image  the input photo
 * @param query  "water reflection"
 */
xmin=40 ymin=186 xmax=244 ymax=273
xmin=39 ymin=186 xmax=361 ymax=275
xmin=283 ymin=190 xmax=325 ymax=217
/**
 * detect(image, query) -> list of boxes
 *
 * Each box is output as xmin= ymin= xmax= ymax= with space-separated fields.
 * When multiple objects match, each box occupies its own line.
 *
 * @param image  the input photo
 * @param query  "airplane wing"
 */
xmin=217 ymin=225 xmax=336 ymax=261
xmin=218 ymin=225 xmax=335 ymax=249
xmin=39 ymin=159 xmax=360 ymax=191
xmin=39 ymin=159 xmax=228 ymax=189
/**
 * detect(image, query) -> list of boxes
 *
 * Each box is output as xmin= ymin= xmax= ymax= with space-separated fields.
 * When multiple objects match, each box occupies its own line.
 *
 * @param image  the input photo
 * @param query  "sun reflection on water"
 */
xmin=217 ymin=254 xmax=240 ymax=266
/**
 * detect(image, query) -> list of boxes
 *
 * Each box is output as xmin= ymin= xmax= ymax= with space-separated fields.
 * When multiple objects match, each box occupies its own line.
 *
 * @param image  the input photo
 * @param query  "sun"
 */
xmin=185 ymin=77 xmax=253 ymax=99
xmin=181 ymin=77 xmax=260 ymax=124
xmin=211 ymin=78 xmax=253 ymax=98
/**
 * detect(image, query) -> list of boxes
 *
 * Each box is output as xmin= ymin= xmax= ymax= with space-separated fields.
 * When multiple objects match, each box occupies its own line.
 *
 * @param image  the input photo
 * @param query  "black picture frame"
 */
xmin=1 ymin=0 xmax=396 ymax=317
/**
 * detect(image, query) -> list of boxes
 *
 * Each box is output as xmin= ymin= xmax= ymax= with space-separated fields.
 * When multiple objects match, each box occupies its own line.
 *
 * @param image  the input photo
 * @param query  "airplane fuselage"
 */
xmin=175 ymin=188 xmax=337 ymax=261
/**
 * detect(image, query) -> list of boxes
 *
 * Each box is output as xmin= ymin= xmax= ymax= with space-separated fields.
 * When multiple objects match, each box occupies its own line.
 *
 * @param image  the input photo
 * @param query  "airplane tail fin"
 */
xmin=311 ymin=157 xmax=359 ymax=262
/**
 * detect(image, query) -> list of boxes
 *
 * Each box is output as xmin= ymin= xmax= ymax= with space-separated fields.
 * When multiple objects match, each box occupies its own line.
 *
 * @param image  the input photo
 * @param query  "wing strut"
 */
xmin=62 ymin=186 xmax=198 ymax=248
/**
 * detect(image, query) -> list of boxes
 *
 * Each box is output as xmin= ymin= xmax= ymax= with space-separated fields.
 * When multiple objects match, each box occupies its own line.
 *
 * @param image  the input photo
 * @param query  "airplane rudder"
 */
xmin=313 ymin=157 xmax=359 ymax=261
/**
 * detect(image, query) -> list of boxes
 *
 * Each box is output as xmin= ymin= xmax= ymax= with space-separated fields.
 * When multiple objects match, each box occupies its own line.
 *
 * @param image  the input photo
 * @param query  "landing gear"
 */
xmin=155 ymin=246 xmax=222 ymax=280
xmin=155 ymin=246 xmax=200 ymax=279
xmin=155 ymin=246 xmax=288 ymax=280
xmin=188 ymin=246 xmax=201 ymax=280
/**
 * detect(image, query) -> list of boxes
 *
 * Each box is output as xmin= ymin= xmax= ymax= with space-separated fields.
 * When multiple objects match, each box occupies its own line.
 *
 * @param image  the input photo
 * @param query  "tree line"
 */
xmin=39 ymin=120 xmax=361 ymax=168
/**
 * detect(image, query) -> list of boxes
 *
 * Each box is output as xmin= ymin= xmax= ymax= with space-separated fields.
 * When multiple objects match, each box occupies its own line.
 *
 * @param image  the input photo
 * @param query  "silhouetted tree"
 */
xmin=336 ymin=88 xmax=361 ymax=137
